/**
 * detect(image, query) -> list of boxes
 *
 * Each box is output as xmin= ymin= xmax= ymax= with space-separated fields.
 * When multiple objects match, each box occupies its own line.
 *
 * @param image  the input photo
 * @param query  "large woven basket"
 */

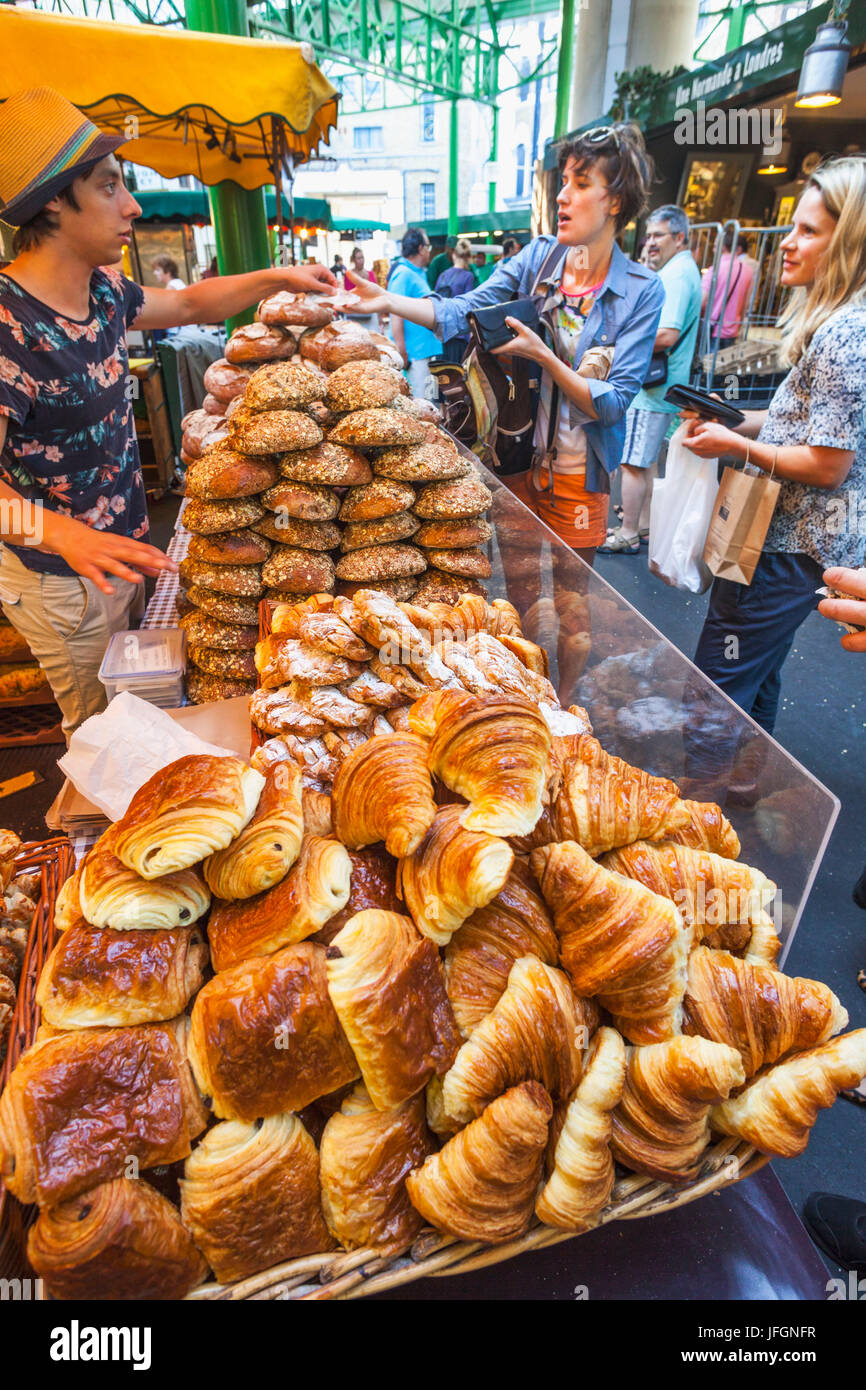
xmin=0 ymin=837 xmax=75 ymax=1282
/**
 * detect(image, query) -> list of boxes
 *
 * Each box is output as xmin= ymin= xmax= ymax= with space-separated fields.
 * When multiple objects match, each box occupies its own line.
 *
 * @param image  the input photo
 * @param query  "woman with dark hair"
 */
xmin=346 ymin=124 xmax=664 ymax=564
xmin=151 ymin=255 xmax=185 ymax=291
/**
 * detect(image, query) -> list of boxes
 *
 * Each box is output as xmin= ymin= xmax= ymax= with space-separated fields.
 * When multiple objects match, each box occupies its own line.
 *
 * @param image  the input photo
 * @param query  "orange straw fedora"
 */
xmin=0 ymin=87 xmax=125 ymax=228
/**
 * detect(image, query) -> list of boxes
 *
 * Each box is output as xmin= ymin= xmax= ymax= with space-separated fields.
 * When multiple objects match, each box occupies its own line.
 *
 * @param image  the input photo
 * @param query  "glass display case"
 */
xmin=483 ymin=468 xmax=839 ymax=962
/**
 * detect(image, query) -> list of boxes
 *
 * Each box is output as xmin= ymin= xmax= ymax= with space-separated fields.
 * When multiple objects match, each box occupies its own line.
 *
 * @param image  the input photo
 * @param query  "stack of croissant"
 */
xmin=1 ymin=629 xmax=864 ymax=1301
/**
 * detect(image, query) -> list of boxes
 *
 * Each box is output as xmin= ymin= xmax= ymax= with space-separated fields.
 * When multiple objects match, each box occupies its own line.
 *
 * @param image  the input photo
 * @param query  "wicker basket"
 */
xmin=0 ymin=837 xmax=75 ymax=1281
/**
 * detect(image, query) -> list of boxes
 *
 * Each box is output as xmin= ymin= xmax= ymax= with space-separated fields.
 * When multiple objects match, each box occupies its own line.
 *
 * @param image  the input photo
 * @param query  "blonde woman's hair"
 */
xmin=453 ymin=238 xmax=472 ymax=267
xmin=779 ymin=155 xmax=866 ymax=366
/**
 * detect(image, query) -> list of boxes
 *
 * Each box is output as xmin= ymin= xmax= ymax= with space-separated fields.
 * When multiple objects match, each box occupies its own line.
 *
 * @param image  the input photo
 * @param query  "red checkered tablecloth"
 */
xmin=142 ymin=516 xmax=190 ymax=631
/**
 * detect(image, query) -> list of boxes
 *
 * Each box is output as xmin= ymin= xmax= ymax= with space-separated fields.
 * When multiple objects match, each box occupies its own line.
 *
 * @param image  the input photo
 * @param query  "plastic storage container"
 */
xmin=98 ymin=628 xmax=186 ymax=708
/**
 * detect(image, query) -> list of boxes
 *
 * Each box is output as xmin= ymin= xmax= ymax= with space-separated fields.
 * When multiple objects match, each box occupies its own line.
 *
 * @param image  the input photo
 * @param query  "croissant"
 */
xmin=699 ymin=922 xmax=752 ymax=953
xmin=406 ymin=1082 xmax=553 ymax=1244
xmin=78 ymin=823 xmax=211 ymax=931
xmin=37 ymin=922 xmax=209 ymax=1029
xmin=180 ymin=1114 xmax=335 ymax=1283
xmin=319 ymin=1084 xmax=434 ymax=1252
xmin=396 ymin=804 xmax=514 ymax=947
xmin=532 ymin=840 xmax=692 ymax=1045
xmin=54 ymin=868 xmax=84 ymax=932
xmin=710 ymin=1029 xmax=866 ymax=1157
xmin=462 ymin=631 xmax=557 ymax=705
xmin=441 ymin=955 xmax=586 ymax=1126
xmin=112 ymin=755 xmax=265 ymax=878
xmin=684 ymin=946 xmax=848 ymax=1077
xmin=745 ymin=910 xmax=782 ymax=969
xmin=188 ymin=941 xmax=359 ymax=1121
xmin=207 ymin=833 xmax=352 ymax=971
xmin=535 ymin=1026 xmax=626 ymax=1231
xmin=662 ymin=799 xmax=741 ymax=859
xmin=0 ymin=1018 xmax=207 ymax=1205
xmin=610 ymin=1035 xmax=745 ymax=1182
xmin=599 ymin=841 xmax=775 ymax=930
xmin=27 ymin=1178 xmax=208 ymax=1301
xmin=408 ymin=689 xmax=551 ymax=838
xmin=443 ymin=861 xmax=559 ymax=1037
xmin=332 ymin=733 xmax=437 ymax=857
xmin=326 ymin=910 xmax=460 ymax=1110
xmin=203 ymin=761 xmax=304 ymax=900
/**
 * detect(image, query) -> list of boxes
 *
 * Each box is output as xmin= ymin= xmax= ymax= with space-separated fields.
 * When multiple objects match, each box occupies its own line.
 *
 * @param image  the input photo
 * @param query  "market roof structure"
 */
xmin=134 ymin=188 xmax=334 ymax=227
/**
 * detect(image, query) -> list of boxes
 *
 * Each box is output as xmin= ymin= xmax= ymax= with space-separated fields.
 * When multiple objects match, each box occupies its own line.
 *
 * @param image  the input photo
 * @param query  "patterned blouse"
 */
xmin=760 ymin=304 xmax=866 ymax=569
xmin=0 ymin=268 xmax=147 ymax=577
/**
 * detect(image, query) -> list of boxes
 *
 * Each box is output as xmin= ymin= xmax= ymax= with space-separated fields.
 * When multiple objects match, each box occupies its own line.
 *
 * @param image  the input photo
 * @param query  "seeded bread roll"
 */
xmin=335 ymin=544 xmax=427 ymax=582
xmin=305 ymin=401 xmax=341 ymax=431
xmin=426 ymin=547 xmax=492 ymax=579
xmin=179 ymin=557 xmax=264 ymax=598
xmin=336 ymin=577 xmax=419 ymax=602
xmin=414 ymin=516 xmax=493 ymax=549
xmin=188 ymin=645 xmax=257 ymax=681
xmin=203 ymin=359 xmax=252 ymax=404
xmin=372 ymin=443 xmax=469 ymax=483
xmin=186 ymin=670 xmax=256 ymax=704
xmin=263 ymin=588 xmax=322 ymax=605
xmin=225 ymin=322 xmax=296 ymax=364
xmin=260 ymin=481 xmax=339 ymax=521
xmin=179 ymin=612 xmax=258 ymax=651
xmin=413 ymin=573 xmax=487 ymax=605
xmin=187 ymin=530 xmax=272 ymax=566
xmin=324 ymin=361 xmax=403 ymax=412
xmin=231 ymin=410 xmax=323 ymax=456
xmin=257 ymin=292 xmax=335 ymax=328
xmin=262 ymin=547 xmax=336 ymax=595
xmin=328 ymin=409 xmax=426 ymax=448
xmin=252 ymin=516 xmax=341 ymax=550
xmin=300 ymin=324 xmax=379 ymax=371
xmin=184 ymin=451 xmax=278 ymax=501
xmin=340 ymin=511 xmax=419 ymax=552
xmin=339 ymin=479 xmax=415 ymax=522
xmin=244 ymin=360 xmax=329 ymax=413
xmin=413 ymin=476 xmax=493 ymax=519
xmin=175 ymin=591 xmax=196 ymax=620
xmin=182 ymin=498 xmax=266 ymax=536
xmin=279 ymin=443 xmax=372 ymax=487
xmin=184 ymin=586 xmax=260 ymax=627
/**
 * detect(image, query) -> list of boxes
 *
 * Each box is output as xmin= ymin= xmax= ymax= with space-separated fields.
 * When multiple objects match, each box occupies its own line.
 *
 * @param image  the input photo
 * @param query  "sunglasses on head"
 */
xmin=582 ymin=125 xmax=622 ymax=150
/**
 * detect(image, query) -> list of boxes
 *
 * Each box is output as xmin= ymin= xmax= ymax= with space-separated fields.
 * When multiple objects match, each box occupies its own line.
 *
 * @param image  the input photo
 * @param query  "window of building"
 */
xmin=364 ymin=75 xmax=383 ymax=106
xmin=515 ymin=144 xmax=526 ymax=199
xmin=420 ymin=182 xmax=436 ymax=219
xmin=421 ymin=99 xmax=435 ymax=142
xmin=353 ymin=126 xmax=384 ymax=151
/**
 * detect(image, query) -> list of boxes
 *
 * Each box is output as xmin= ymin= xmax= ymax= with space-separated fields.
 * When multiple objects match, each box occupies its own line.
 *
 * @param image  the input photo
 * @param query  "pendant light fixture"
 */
xmin=795 ymin=13 xmax=851 ymax=108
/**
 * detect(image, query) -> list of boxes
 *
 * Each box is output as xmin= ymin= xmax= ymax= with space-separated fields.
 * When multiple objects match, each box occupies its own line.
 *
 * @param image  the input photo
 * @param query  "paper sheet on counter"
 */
xmin=57 ymin=691 xmax=247 ymax=822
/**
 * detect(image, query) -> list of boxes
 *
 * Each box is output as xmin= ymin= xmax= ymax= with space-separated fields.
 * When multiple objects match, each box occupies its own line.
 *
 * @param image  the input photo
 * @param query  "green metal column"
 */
xmin=448 ymin=98 xmax=459 ymax=235
xmin=184 ymin=0 xmax=272 ymax=332
xmin=554 ymin=0 xmax=577 ymax=139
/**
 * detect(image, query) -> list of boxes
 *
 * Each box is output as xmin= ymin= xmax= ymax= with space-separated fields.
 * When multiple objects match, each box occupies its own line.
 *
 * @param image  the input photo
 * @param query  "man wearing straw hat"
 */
xmin=0 ymin=88 xmax=336 ymax=735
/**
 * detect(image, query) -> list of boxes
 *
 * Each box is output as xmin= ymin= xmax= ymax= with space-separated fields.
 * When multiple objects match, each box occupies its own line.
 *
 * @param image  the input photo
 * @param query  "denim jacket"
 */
xmin=429 ymin=237 xmax=664 ymax=494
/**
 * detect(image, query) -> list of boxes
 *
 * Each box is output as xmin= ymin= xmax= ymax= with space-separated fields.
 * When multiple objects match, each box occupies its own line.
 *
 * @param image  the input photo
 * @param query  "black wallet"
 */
xmin=467 ymin=297 xmax=540 ymax=351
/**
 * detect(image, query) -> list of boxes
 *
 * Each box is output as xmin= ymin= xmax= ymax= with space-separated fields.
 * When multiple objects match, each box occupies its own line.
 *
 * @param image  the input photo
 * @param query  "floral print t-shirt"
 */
xmin=760 ymin=304 xmax=866 ymax=569
xmin=0 ymin=268 xmax=147 ymax=576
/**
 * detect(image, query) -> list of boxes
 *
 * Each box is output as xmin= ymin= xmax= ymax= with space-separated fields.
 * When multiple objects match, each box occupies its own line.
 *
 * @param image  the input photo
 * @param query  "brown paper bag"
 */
xmin=702 ymin=466 xmax=780 ymax=586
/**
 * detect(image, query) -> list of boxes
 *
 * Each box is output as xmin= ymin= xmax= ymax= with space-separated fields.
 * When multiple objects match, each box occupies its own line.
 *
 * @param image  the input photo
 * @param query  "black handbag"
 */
xmin=642 ymin=307 xmax=700 ymax=387
xmin=466 ymin=297 xmax=541 ymax=351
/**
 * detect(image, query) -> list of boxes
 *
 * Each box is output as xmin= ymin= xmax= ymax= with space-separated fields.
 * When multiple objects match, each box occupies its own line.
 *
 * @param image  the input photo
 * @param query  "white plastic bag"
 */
xmin=648 ymin=422 xmax=717 ymax=593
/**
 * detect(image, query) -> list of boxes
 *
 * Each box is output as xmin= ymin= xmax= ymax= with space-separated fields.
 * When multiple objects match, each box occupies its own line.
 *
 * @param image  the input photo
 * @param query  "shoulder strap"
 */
xmin=529 ymin=241 xmax=569 ymax=300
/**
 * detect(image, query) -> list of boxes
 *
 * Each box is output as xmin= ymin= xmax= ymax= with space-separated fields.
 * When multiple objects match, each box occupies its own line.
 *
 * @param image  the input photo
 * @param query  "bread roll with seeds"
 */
xmin=279 ymin=442 xmax=372 ymax=487
xmin=184 ymin=587 xmax=260 ymax=627
xmin=183 ymin=498 xmax=266 ymax=536
xmin=337 ymin=577 xmax=420 ymax=602
xmin=244 ymin=360 xmax=329 ymax=412
xmin=415 ymin=517 xmax=493 ymax=549
xmin=231 ymin=410 xmax=323 ymax=456
xmin=340 ymin=512 xmax=419 ymax=552
xmin=253 ymin=516 xmax=341 ymax=550
xmin=373 ymin=443 xmax=469 ymax=483
xmin=335 ymin=545 xmax=428 ymax=583
xmin=184 ymin=450 xmax=278 ymax=501
xmin=339 ymin=479 xmax=415 ymax=523
xmin=262 ymin=547 xmax=336 ymax=595
xmin=188 ymin=531 xmax=271 ymax=566
xmin=225 ymin=323 xmax=295 ymax=364
xmin=426 ymin=549 xmax=492 ymax=579
xmin=328 ymin=409 xmax=426 ymax=448
xmin=260 ymin=481 xmax=340 ymax=521
xmin=325 ymin=361 xmax=403 ymax=412
xmin=186 ymin=671 xmax=256 ymax=704
xmin=413 ymin=574 xmax=487 ymax=605
xmin=179 ymin=557 xmax=264 ymax=598
xmin=188 ymin=646 xmax=257 ymax=681
xmin=179 ymin=612 xmax=258 ymax=651
xmin=413 ymin=477 xmax=493 ymax=520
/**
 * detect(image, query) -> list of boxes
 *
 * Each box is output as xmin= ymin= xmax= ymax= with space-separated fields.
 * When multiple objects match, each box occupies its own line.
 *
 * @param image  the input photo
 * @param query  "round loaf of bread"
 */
xmin=258 ymin=292 xmax=335 ymax=328
xmin=335 ymin=544 xmax=427 ymax=582
xmin=187 ymin=529 xmax=271 ymax=566
xmin=182 ymin=497 xmax=266 ymax=536
xmin=253 ymin=515 xmax=341 ymax=550
xmin=339 ymin=478 xmax=415 ymax=522
xmin=202 ymin=393 xmax=226 ymax=416
xmin=413 ymin=573 xmax=487 ymax=605
xmin=328 ymin=408 xmax=426 ymax=448
xmin=279 ymin=442 xmax=371 ymax=486
xmin=179 ymin=556 xmax=264 ymax=598
xmin=389 ymin=394 xmax=442 ymax=423
xmin=186 ymin=670 xmax=256 ymax=704
xmin=263 ymin=588 xmax=323 ymax=605
xmin=372 ymin=442 xmax=468 ymax=483
xmin=260 ymin=480 xmax=339 ymax=521
xmin=426 ymin=547 xmax=492 ymax=579
xmin=231 ymin=410 xmax=323 ymax=456
xmin=184 ymin=450 xmax=278 ymax=501
xmin=225 ymin=322 xmax=296 ymax=364
xmin=305 ymin=401 xmax=340 ymax=431
xmin=175 ymin=591 xmax=195 ymax=620
xmin=414 ymin=515 xmax=493 ymax=549
xmin=300 ymin=327 xmax=379 ymax=372
xmin=336 ymin=577 xmax=420 ymax=602
xmin=325 ymin=361 xmax=403 ymax=412
xmin=188 ymin=645 xmax=257 ymax=681
xmin=413 ymin=476 xmax=493 ymax=519
xmin=179 ymin=612 xmax=258 ymax=651
xmin=203 ymin=358 xmax=252 ymax=403
xmin=225 ymin=393 xmax=246 ymax=419
xmin=180 ymin=447 xmax=197 ymax=469
xmin=340 ymin=511 xmax=419 ymax=552
xmin=245 ymin=360 xmax=329 ymax=413
xmin=183 ymin=586 xmax=260 ymax=626
xmin=182 ymin=410 xmax=229 ymax=459
xmin=262 ymin=546 xmax=336 ymax=594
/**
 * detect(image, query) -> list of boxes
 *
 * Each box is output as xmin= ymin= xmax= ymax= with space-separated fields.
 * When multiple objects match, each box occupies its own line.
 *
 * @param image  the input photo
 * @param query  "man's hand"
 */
xmin=282 ymin=263 xmax=339 ymax=295
xmin=46 ymin=515 xmax=176 ymax=597
xmin=819 ymin=566 xmax=866 ymax=653
xmin=344 ymin=269 xmax=392 ymax=317
xmin=491 ymin=318 xmax=551 ymax=366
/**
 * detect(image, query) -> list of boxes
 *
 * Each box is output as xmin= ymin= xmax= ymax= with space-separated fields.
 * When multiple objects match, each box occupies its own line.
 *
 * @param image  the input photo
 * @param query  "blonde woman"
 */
xmin=434 ymin=239 xmax=475 ymax=363
xmin=682 ymin=155 xmax=866 ymax=739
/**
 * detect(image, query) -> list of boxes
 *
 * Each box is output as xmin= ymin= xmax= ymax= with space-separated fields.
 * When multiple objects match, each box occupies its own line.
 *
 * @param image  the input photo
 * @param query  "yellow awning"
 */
xmin=0 ymin=8 xmax=339 ymax=190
